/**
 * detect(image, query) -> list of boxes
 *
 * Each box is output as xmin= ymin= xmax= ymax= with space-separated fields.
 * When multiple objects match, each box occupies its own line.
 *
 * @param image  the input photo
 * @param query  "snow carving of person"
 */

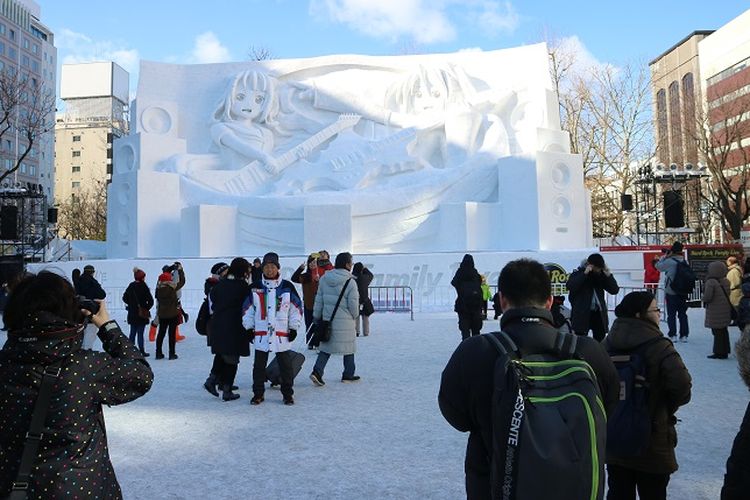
xmin=210 ymin=70 xmax=282 ymax=173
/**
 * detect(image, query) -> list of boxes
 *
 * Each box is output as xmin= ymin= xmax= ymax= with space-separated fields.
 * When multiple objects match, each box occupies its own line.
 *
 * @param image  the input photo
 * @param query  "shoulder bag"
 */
xmin=316 ymin=279 xmax=352 ymax=343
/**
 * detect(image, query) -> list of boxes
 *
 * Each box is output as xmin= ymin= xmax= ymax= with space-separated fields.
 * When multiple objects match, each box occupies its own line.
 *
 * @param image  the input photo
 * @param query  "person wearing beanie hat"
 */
xmin=603 ymin=291 xmax=692 ymax=498
xmin=201 ymin=261 xmax=231 ymax=398
xmin=655 ymin=241 xmax=690 ymax=341
xmin=566 ymin=253 xmax=619 ymax=341
xmin=122 ymin=267 xmax=154 ymax=356
xmin=244 ymin=251 xmax=303 ymax=405
xmin=76 ymin=264 xmax=106 ymax=301
xmin=154 ymin=262 xmax=185 ymax=360
xmin=703 ymin=260 xmax=734 ymax=359
xmin=291 ymin=253 xmax=321 ymax=348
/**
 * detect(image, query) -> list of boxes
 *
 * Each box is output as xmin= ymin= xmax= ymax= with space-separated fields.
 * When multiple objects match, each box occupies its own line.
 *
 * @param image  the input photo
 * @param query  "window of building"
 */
xmin=72 ymin=181 xmax=80 ymax=189
xmin=8 ymin=47 xmax=16 ymax=59
xmin=31 ymin=43 xmax=37 ymax=54
xmin=31 ymin=61 xmax=38 ymax=72
xmin=0 ymin=41 xmax=4 ymax=55
xmin=4 ymin=159 xmax=10 ymax=170
xmin=22 ymin=38 xmax=28 ymax=49
xmin=656 ymin=89 xmax=668 ymax=161
xmin=9 ymin=29 xmax=15 ymax=41
xmin=682 ymin=73 xmax=697 ymax=161
xmin=21 ymin=55 xmax=29 ymax=67
xmin=0 ymin=24 xmax=5 ymax=35
xmin=29 ymin=165 xmax=35 ymax=176
xmin=72 ymin=166 xmax=81 ymax=173
xmin=72 ymin=135 xmax=81 ymax=142
xmin=20 ymin=163 xmax=26 ymax=174
xmin=668 ymin=81 xmax=683 ymax=164
xmin=72 ymin=151 xmax=81 ymax=157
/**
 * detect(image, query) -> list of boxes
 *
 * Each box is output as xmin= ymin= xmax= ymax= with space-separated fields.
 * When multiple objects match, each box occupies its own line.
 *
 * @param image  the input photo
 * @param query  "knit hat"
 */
xmin=671 ymin=241 xmax=683 ymax=253
xmin=587 ymin=253 xmax=605 ymax=269
xmin=158 ymin=272 xmax=173 ymax=283
xmin=262 ymin=252 xmax=280 ymax=269
xmin=83 ymin=264 xmax=95 ymax=273
xmin=614 ymin=291 xmax=654 ymax=319
xmin=211 ymin=262 xmax=229 ymax=275
xmin=133 ymin=267 xmax=146 ymax=282
xmin=162 ymin=265 xmax=172 ymax=273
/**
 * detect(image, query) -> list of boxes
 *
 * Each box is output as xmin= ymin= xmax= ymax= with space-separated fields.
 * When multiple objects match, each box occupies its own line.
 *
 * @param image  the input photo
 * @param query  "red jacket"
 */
xmin=644 ymin=265 xmax=660 ymax=286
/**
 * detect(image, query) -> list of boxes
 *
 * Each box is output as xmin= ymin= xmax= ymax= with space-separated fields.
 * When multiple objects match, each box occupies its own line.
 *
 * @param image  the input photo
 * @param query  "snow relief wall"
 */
xmin=106 ymin=43 xmax=592 ymax=258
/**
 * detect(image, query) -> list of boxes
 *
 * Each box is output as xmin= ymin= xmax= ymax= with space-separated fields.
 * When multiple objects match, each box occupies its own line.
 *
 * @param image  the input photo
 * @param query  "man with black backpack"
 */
xmin=655 ymin=241 xmax=694 ymax=342
xmin=439 ymin=258 xmax=619 ymax=500
xmin=451 ymin=254 xmax=484 ymax=341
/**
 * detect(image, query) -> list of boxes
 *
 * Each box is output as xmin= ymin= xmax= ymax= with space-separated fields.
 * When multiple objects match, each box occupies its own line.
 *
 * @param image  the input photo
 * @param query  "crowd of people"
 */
xmin=2 ymin=247 xmax=750 ymax=498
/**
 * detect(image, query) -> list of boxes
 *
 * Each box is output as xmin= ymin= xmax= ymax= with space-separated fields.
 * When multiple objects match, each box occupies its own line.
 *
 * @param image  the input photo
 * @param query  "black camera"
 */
xmin=163 ymin=262 xmax=180 ymax=273
xmin=77 ymin=296 xmax=100 ymax=315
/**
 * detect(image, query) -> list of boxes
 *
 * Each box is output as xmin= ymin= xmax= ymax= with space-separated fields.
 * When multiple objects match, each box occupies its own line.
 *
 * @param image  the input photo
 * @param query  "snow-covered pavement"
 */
xmin=3 ymin=308 xmax=747 ymax=499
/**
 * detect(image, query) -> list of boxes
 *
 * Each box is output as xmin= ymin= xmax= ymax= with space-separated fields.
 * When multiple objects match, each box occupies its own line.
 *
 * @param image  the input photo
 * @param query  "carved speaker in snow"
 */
xmin=106 ymin=43 xmax=591 ymax=258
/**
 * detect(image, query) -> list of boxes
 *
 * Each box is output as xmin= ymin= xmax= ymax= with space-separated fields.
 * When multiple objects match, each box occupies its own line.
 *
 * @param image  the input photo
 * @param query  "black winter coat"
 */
xmin=451 ymin=255 xmax=483 ymax=315
xmin=76 ymin=273 xmax=106 ymax=300
xmin=354 ymin=267 xmax=374 ymax=315
xmin=722 ymin=401 xmax=750 ymax=499
xmin=122 ymin=280 xmax=154 ymax=326
xmin=438 ymin=307 xmax=620 ymax=500
xmin=209 ymin=277 xmax=251 ymax=357
xmin=566 ymin=267 xmax=619 ymax=333
xmin=603 ymin=317 xmax=692 ymax=474
xmin=0 ymin=315 xmax=153 ymax=499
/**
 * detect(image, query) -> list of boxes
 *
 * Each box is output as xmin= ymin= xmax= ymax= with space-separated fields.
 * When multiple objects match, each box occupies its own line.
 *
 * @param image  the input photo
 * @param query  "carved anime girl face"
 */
xmin=230 ymin=83 xmax=267 ymax=121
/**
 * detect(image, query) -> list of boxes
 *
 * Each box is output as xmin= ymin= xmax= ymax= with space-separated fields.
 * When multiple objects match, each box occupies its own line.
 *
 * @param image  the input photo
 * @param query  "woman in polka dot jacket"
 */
xmin=0 ymin=271 xmax=154 ymax=499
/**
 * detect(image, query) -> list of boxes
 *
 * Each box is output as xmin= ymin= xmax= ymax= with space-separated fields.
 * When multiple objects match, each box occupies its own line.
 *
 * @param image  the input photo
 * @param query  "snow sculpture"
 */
xmin=106 ymin=44 xmax=592 ymax=258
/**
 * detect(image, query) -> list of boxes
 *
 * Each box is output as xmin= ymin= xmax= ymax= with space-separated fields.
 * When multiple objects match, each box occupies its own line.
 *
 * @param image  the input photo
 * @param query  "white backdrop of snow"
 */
xmin=1 ymin=308 xmax=745 ymax=499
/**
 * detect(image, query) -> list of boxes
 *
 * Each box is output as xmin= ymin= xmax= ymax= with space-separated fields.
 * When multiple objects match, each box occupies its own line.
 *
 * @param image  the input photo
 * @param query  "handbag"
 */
xmin=714 ymin=278 xmax=739 ymax=325
xmin=7 ymin=360 xmax=64 ymax=500
xmin=315 ymin=279 xmax=352 ymax=343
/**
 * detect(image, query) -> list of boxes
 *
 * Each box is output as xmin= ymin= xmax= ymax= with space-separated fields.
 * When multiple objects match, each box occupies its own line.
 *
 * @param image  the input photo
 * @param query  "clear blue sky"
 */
xmin=39 ymin=0 xmax=750 ymax=95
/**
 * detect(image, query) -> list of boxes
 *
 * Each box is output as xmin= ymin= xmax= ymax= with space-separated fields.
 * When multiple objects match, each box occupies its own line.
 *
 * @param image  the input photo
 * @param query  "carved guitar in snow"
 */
xmin=224 ymin=113 xmax=361 ymax=195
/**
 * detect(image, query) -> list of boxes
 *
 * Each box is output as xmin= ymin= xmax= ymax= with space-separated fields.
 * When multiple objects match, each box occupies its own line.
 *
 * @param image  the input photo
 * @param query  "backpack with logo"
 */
xmin=457 ymin=279 xmax=483 ymax=311
xmin=669 ymin=258 xmax=696 ymax=296
xmin=605 ymin=337 xmax=665 ymax=457
xmin=484 ymin=331 xmax=606 ymax=500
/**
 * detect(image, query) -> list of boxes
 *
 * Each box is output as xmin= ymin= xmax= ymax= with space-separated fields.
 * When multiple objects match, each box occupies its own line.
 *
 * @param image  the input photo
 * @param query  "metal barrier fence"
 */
xmin=369 ymin=286 xmax=414 ymax=321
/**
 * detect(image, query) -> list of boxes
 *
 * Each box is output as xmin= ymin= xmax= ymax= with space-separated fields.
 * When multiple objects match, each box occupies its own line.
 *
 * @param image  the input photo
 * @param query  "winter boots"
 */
xmin=222 ymin=385 xmax=240 ymax=401
xmin=204 ymin=375 xmax=219 ymax=397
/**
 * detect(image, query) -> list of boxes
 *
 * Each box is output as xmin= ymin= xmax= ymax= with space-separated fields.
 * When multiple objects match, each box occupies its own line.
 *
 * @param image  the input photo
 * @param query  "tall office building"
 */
xmin=54 ymin=62 xmax=129 ymax=204
xmin=0 ymin=0 xmax=56 ymax=198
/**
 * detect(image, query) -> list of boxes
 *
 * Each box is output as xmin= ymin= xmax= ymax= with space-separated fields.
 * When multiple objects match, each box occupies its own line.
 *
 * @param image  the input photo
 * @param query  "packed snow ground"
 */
xmin=3 ymin=308 xmax=747 ymax=499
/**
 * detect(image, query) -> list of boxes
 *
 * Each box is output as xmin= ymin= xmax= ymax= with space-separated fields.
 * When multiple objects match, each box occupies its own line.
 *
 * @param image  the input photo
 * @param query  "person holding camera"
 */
xmin=566 ymin=252 xmax=620 ymax=341
xmin=155 ymin=262 xmax=185 ymax=360
xmin=0 ymin=271 xmax=153 ymax=498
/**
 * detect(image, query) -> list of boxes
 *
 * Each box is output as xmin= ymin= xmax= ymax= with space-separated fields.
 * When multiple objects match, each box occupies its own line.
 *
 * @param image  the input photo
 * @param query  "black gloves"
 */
xmin=247 ymin=328 xmax=255 ymax=342
xmin=289 ymin=329 xmax=297 ymax=342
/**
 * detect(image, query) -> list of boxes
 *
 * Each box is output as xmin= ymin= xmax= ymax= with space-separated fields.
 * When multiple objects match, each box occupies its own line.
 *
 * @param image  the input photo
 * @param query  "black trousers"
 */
xmin=458 ymin=312 xmax=483 ymax=340
xmin=211 ymin=354 xmax=239 ymax=388
xmin=575 ymin=310 xmax=607 ymax=342
xmin=156 ymin=317 xmax=179 ymax=356
xmin=606 ymin=464 xmax=670 ymax=500
xmin=712 ymin=327 xmax=731 ymax=356
xmin=253 ymin=350 xmax=293 ymax=398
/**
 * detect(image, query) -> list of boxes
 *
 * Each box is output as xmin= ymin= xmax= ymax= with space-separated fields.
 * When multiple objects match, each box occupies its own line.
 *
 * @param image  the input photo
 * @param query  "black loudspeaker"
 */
xmin=47 ymin=207 xmax=58 ymax=224
xmin=620 ymin=194 xmax=633 ymax=211
xmin=663 ymin=190 xmax=685 ymax=228
xmin=0 ymin=206 xmax=18 ymax=239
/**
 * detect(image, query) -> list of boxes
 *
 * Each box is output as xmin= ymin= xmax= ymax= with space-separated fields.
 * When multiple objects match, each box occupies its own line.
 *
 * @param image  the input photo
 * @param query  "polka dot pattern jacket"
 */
xmin=0 ymin=315 xmax=154 ymax=499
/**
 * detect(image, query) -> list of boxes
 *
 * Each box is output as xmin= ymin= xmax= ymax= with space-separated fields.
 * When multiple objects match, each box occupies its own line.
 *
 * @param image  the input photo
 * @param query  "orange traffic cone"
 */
xmin=148 ymin=321 xmax=157 ymax=342
xmin=175 ymin=324 xmax=186 ymax=342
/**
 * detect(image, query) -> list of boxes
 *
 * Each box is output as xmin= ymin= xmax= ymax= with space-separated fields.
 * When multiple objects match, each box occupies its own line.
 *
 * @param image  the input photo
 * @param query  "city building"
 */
xmin=698 ymin=9 xmax=750 ymax=172
xmin=0 ymin=0 xmax=56 ymax=198
xmin=54 ymin=61 xmax=129 ymax=205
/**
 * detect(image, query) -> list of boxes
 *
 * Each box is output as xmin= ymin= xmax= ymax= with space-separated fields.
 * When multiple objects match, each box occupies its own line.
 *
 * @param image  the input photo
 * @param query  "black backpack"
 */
xmin=669 ymin=258 xmax=696 ymax=296
xmin=195 ymin=298 xmax=210 ymax=336
xmin=484 ymin=331 xmax=606 ymax=500
xmin=457 ymin=279 xmax=483 ymax=310
xmin=606 ymin=337 xmax=666 ymax=457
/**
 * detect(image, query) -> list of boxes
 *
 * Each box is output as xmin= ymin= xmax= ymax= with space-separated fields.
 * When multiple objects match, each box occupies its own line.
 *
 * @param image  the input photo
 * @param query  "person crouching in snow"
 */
xmin=244 ymin=252 xmax=303 ymax=405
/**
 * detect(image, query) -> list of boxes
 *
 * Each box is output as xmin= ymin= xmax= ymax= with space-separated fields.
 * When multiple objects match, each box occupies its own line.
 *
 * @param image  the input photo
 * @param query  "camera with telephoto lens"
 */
xmin=77 ymin=296 xmax=100 ymax=315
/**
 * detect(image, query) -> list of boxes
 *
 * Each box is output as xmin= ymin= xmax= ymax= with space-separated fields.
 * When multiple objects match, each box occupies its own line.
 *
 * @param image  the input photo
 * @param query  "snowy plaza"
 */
xmin=0 ymin=308 xmax=736 ymax=499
